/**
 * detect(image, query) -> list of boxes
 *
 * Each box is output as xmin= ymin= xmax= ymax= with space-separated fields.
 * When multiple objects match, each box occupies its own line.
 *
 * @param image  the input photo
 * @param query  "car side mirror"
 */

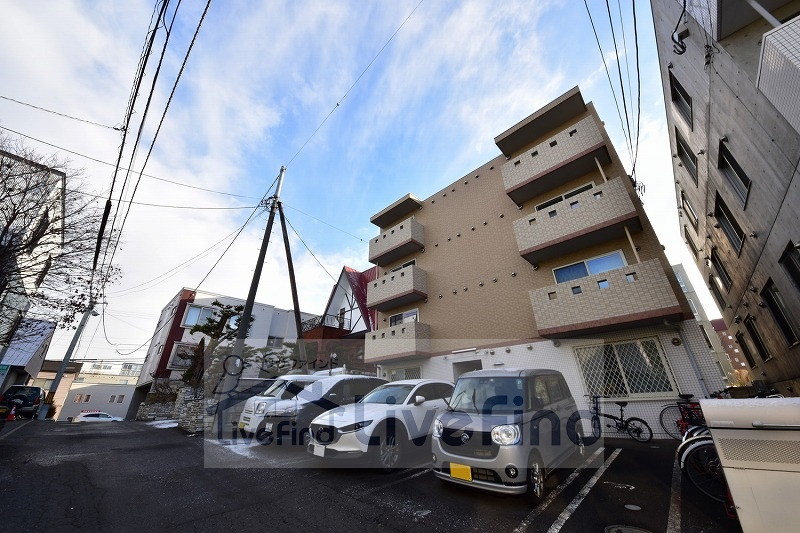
xmin=413 ymin=395 xmax=426 ymax=406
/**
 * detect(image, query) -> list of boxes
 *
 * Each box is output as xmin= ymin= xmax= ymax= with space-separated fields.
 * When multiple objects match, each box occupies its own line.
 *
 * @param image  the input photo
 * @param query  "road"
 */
xmin=0 ymin=420 xmax=741 ymax=532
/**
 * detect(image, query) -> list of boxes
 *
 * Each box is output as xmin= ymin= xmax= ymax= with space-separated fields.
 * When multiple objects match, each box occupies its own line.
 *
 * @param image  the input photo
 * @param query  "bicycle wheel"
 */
xmin=625 ymin=417 xmax=653 ymax=442
xmin=659 ymin=405 xmax=683 ymax=440
xmin=591 ymin=415 xmax=601 ymax=438
xmin=680 ymin=437 xmax=727 ymax=502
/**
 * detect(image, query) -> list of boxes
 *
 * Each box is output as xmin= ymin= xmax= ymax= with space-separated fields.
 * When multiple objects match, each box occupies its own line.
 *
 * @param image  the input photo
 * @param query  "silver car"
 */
xmin=431 ymin=368 xmax=585 ymax=503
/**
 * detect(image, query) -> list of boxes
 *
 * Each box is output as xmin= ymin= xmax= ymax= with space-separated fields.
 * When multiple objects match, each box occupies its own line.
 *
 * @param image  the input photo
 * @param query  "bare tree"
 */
xmin=0 ymin=134 xmax=118 ymax=345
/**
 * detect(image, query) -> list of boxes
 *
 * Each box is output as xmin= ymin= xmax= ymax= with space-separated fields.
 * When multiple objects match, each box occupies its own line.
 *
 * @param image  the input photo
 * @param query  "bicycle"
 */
xmin=676 ymin=433 xmax=728 ymax=502
xmin=586 ymin=395 xmax=653 ymax=442
xmin=659 ymin=393 xmax=704 ymax=440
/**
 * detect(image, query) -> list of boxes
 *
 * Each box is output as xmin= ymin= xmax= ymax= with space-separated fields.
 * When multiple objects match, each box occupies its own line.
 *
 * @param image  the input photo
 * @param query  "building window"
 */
xmin=687 ymin=298 xmax=699 ymax=317
xmin=669 ymin=72 xmax=692 ymax=126
xmin=681 ymin=191 xmax=699 ymax=232
xmin=674 ymin=269 xmax=688 ymax=292
xmin=761 ymin=280 xmax=800 ymax=346
xmin=710 ymin=248 xmax=732 ymax=292
xmin=117 ymin=395 xmax=125 ymax=403
xmin=575 ymin=338 xmax=675 ymax=399
xmin=535 ymin=182 xmax=593 ymax=212
xmin=553 ymin=250 xmax=626 ymax=284
xmin=735 ymin=331 xmax=758 ymax=368
xmin=31 ymin=378 xmax=54 ymax=390
xmin=168 ymin=343 xmax=196 ymax=369
xmin=391 ymin=260 xmax=415 ymax=272
xmin=109 ymin=395 xmax=116 ymax=403
xmin=685 ymin=227 xmax=701 ymax=258
xmin=779 ymin=242 xmax=800 ymax=291
xmin=676 ymin=129 xmax=698 ymax=184
xmin=718 ymin=143 xmax=751 ymax=207
xmin=182 ymin=305 xmax=215 ymax=327
xmin=699 ymin=325 xmax=714 ymax=350
xmin=714 ymin=193 xmax=745 ymax=254
xmin=744 ymin=316 xmax=771 ymax=362
xmin=74 ymin=394 xmax=83 ymax=403
xmin=83 ymin=395 xmax=91 ymax=403
xmin=388 ymin=367 xmax=421 ymax=381
xmin=709 ymin=274 xmax=726 ymax=309
xmin=389 ymin=309 xmax=418 ymax=327
xmin=266 ymin=336 xmax=284 ymax=348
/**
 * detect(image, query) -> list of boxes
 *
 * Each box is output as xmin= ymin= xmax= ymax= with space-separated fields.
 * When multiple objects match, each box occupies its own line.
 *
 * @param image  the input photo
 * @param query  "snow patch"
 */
xmin=146 ymin=419 xmax=179 ymax=429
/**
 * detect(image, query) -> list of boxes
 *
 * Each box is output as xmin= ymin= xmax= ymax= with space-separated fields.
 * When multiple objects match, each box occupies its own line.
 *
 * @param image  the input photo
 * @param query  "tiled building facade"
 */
xmin=363 ymin=87 xmax=723 ymax=435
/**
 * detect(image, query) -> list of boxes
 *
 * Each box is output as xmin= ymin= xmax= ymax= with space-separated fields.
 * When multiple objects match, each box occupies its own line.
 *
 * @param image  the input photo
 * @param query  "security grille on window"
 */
xmin=761 ymin=280 xmax=800 ymax=345
xmin=575 ymin=338 xmax=675 ymax=399
xmin=669 ymin=72 xmax=693 ymax=126
xmin=388 ymin=367 xmax=421 ymax=381
xmin=710 ymin=248 xmax=732 ymax=292
xmin=780 ymin=242 xmax=800 ymax=290
xmin=743 ymin=316 xmax=770 ymax=362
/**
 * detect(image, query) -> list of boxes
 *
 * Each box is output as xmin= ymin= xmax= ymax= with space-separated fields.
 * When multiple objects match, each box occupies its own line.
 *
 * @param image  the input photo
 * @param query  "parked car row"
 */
xmin=0 ymin=385 xmax=45 ymax=419
xmin=237 ymin=368 xmax=587 ymax=503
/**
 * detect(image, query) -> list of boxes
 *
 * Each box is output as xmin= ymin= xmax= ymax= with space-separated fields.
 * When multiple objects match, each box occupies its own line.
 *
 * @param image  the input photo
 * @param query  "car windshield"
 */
xmin=259 ymin=379 xmax=316 ymax=400
xmin=448 ymin=377 xmax=526 ymax=415
xmin=360 ymin=384 xmax=415 ymax=405
xmin=6 ymin=387 xmax=39 ymax=399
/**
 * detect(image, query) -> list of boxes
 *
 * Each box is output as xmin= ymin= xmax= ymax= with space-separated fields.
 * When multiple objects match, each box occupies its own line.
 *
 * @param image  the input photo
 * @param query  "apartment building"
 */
xmin=363 ymin=86 xmax=722 ymax=434
xmin=673 ymin=263 xmax=738 ymax=385
xmin=652 ymin=0 xmax=800 ymax=396
xmin=138 ymin=288 xmax=317 ymax=389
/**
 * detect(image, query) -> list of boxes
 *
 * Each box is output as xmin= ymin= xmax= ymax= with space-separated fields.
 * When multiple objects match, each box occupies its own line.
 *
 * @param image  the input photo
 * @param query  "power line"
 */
xmin=282 ymin=203 xmax=366 ymax=242
xmin=0 ymin=125 xmax=258 ymax=199
xmin=68 ymin=186 xmax=254 ymax=209
xmin=285 ymin=0 xmax=425 ymax=167
xmin=604 ymin=0 xmax=634 ymax=163
xmin=0 ymin=95 xmax=122 ymax=131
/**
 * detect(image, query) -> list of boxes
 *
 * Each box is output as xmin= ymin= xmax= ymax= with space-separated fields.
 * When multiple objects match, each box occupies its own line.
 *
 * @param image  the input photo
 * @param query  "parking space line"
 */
xmin=513 ymin=447 xmax=605 ymax=533
xmin=666 ymin=452 xmax=681 ymax=533
xmin=0 ymin=420 xmax=33 ymax=440
xmin=356 ymin=468 xmax=433 ymax=497
xmin=545 ymin=448 xmax=621 ymax=533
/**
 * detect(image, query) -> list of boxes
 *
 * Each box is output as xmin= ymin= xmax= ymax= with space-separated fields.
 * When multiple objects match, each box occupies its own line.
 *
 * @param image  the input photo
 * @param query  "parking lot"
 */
xmin=0 ymin=420 xmax=740 ymax=532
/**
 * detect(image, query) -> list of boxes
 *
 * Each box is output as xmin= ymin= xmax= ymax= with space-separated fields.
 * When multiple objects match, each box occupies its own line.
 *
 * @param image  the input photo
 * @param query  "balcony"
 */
xmin=365 ymin=321 xmax=432 ymax=362
xmin=370 ymin=193 xmax=424 ymax=228
xmin=512 ymin=177 xmax=642 ymax=265
xmin=758 ymin=17 xmax=800 ymax=133
xmin=366 ymin=265 xmax=427 ymax=312
xmin=368 ymin=217 xmax=424 ymax=267
xmin=301 ymin=314 xmax=351 ymax=334
xmin=530 ymin=259 xmax=684 ymax=338
xmin=502 ymin=114 xmax=612 ymax=206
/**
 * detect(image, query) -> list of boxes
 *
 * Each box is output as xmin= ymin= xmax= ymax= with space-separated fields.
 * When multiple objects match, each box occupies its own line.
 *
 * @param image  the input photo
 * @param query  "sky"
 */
xmin=0 ymin=0 xmax=719 ymax=364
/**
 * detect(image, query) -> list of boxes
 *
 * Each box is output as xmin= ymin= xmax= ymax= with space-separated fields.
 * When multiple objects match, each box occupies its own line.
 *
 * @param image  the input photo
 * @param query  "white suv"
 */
xmin=308 ymin=379 xmax=453 ymax=468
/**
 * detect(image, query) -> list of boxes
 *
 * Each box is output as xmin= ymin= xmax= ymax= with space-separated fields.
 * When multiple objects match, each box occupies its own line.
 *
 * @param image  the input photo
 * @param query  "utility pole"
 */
xmin=37 ymin=300 xmax=97 ymax=420
xmin=214 ymin=166 xmax=308 ymax=438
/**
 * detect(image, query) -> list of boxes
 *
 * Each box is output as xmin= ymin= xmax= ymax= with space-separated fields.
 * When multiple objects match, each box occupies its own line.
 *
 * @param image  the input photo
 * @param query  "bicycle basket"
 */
xmin=679 ymin=403 xmax=706 ymax=426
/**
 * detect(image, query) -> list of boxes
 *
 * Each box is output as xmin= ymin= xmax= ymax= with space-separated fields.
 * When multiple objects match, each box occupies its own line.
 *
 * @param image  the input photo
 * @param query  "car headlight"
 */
xmin=339 ymin=420 xmax=373 ymax=433
xmin=491 ymin=424 xmax=521 ymax=446
xmin=255 ymin=402 xmax=267 ymax=415
xmin=432 ymin=417 xmax=443 ymax=438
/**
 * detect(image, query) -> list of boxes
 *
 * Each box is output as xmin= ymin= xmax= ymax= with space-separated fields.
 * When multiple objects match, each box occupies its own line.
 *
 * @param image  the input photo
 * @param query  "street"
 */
xmin=0 ymin=420 xmax=740 ymax=532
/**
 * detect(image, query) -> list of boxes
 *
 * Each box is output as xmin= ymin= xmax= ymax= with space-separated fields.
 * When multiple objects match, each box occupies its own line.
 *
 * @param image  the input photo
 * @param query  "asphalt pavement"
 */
xmin=0 ymin=420 xmax=742 ymax=532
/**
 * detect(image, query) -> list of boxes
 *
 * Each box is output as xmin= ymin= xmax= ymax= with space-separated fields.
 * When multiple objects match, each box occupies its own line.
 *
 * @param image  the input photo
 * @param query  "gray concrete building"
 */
xmin=652 ymin=0 xmax=800 ymax=396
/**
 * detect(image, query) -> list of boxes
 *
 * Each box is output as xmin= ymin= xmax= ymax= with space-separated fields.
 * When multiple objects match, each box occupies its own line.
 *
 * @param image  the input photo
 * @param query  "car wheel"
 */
xmin=372 ymin=420 xmax=405 ymax=470
xmin=255 ymin=425 xmax=272 ymax=445
xmin=525 ymin=455 xmax=546 ymax=505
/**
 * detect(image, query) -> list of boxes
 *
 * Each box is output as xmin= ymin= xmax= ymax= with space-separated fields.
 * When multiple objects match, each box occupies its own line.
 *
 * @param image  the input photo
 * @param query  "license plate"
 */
xmin=312 ymin=444 xmax=325 ymax=457
xmin=238 ymin=422 xmax=245 ymax=429
xmin=450 ymin=463 xmax=472 ymax=482
xmin=263 ymin=422 xmax=272 ymax=432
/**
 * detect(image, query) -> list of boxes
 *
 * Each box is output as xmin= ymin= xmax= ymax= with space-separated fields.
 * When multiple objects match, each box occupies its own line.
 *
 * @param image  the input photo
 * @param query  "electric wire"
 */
xmin=282 ymin=203 xmax=366 ymax=243
xmin=285 ymin=0 xmax=425 ymax=167
xmin=630 ymin=2 xmax=642 ymax=181
xmin=68 ymin=186 xmax=255 ymax=209
xmin=603 ymin=0 xmax=634 ymax=165
xmin=0 ymin=125 xmax=258 ymax=199
xmin=583 ymin=0 xmax=633 ymax=160
xmin=0 ymin=95 xmax=122 ymax=131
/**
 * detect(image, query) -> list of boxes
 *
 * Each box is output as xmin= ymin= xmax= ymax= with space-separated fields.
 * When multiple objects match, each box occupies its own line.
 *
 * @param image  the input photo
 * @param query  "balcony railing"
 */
xmin=366 ymin=264 xmax=427 ymax=312
xmin=364 ymin=321 xmax=431 ymax=362
xmin=758 ymin=17 xmax=800 ymax=133
xmin=368 ymin=217 xmax=424 ymax=267
xmin=502 ymin=114 xmax=611 ymax=206
xmin=529 ymin=259 xmax=683 ymax=338
xmin=301 ymin=314 xmax=351 ymax=333
xmin=512 ymin=177 xmax=641 ymax=265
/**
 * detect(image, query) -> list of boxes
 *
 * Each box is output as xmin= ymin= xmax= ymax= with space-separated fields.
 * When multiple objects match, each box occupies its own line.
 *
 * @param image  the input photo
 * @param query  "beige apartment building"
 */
xmin=363 ymin=87 xmax=723 ymax=434
xmin=651 ymin=0 xmax=800 ymax=396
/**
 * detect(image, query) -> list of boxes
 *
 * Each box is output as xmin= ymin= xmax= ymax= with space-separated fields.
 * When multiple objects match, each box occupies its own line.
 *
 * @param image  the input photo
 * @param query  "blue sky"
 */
xmin=0 ymin=1 xmax=718 ymax=361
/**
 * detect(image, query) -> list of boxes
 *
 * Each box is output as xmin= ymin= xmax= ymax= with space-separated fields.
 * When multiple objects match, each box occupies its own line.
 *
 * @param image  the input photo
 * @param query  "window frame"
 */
xmin=669 ymin=72 xmax=693 ymax=127
xmin=708 ymin=274 xmax=727 ymax=309
xmin=168 ymin=342 xmax=196 ymax=370
xmin=761 ymin=280 xmax=800 ymax=346
xmin=718 ymin=142 xmax=751 ymax=208
xmin=681 ymin=191 xmax=699 ymax=232
xmin=675 ymin=128 xmax=698 ymax=184
xmin=552 ymin=250 xmax=628 ymax=285
xmin=710 ymin=248 xmax=733 ymax=292
xmin=182 ymin=304 xmax=216 ymax=328
xmin=743 ymin=316 xmax=771 ymax=362
xmin=779 ymin=242 xmax=800 ymax=291
xmin=714 ymin=193 xmax=745 ymax=255
xmin=735 ymin=331 xmax=758 ymax=368
xmin=534 ymin=182 xmax=594 ymax=212
xmin=389 ymin=309 xmax=419 ymax=327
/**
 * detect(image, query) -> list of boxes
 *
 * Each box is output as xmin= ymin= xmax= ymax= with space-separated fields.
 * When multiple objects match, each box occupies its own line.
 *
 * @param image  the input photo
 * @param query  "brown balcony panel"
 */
xmin=513 ymin=177 xmax=642 ymax=265
xmin=502 ymin=114 xmax=612 ymax=206
xmin=367 ymin=265 xmax=428 ymax=312
xmin=370 ymin=193 xmax=424 ymax=228
xmin=365 ymin=321 xmax=432 ymax=362
xmin=530 ymin=259 xmax=683 ymax=338
xmin=368 ymin=217 xmax=425 ymax=267
xmin=494 ymin=86 xmax=586 ymax=157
